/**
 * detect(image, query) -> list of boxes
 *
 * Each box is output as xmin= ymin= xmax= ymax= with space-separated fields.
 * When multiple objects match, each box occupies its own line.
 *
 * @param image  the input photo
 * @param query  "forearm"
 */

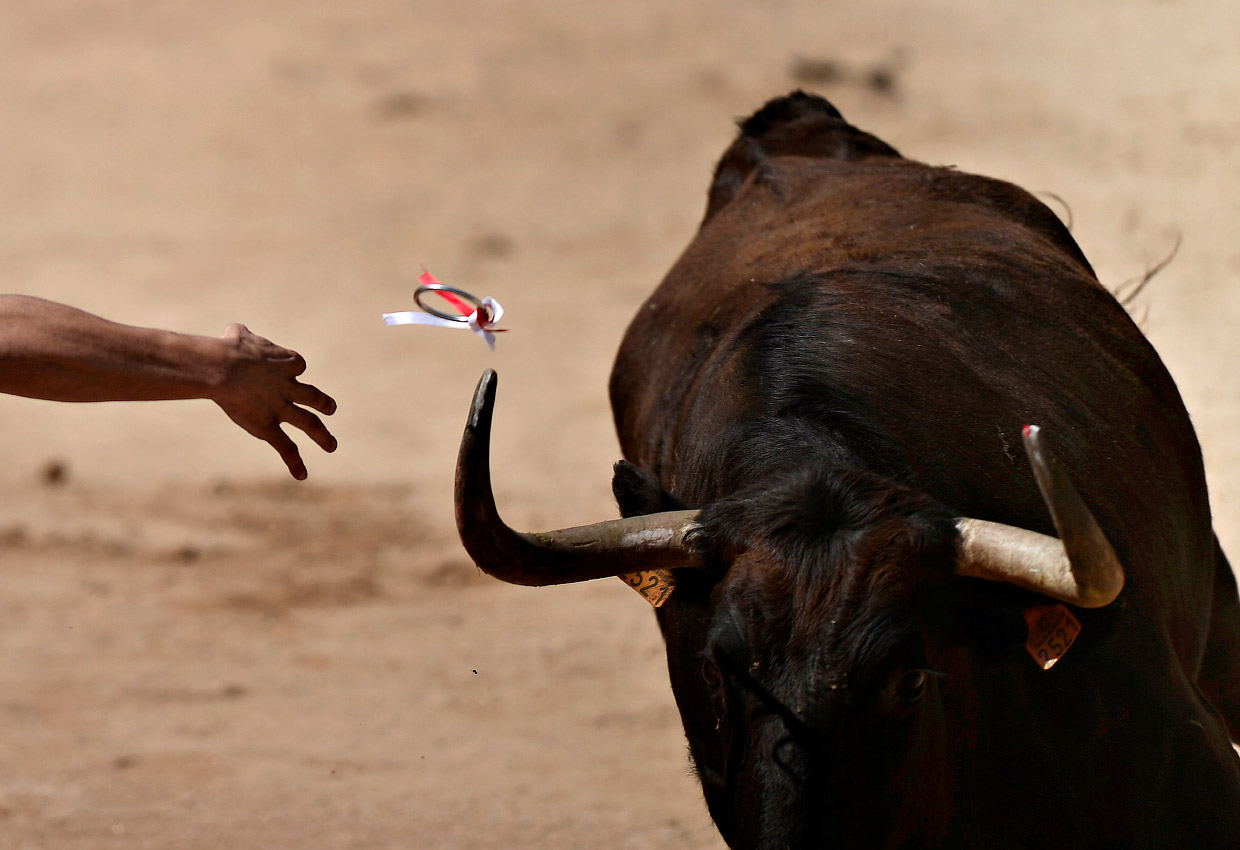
xmin=0 ymin=295 xmax=228 ymax=402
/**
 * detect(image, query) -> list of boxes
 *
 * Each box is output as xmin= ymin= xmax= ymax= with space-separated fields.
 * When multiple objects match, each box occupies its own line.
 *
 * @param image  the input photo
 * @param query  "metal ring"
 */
xmin=414 ymin=283 xmax=483 ymax=323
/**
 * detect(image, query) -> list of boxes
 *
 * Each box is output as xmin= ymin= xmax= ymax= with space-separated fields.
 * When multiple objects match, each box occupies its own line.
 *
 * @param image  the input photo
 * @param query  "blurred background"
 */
xmin=0 ymin=1 xmax=1237 ymax=847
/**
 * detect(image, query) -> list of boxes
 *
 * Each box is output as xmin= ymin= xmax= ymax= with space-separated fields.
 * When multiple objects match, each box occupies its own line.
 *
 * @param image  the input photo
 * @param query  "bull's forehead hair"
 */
xmin=691 ymin=464 xmax=957 ymax=572
xmin=690 ymin=465 xmax=958 ymax=658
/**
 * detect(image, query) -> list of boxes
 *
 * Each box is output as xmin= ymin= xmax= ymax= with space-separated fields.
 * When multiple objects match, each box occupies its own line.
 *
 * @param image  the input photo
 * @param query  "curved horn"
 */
xmin=454 ymin=370 xmax=701 ymax=586
xmin=954 ymin=425 xmax=1125 ymax=608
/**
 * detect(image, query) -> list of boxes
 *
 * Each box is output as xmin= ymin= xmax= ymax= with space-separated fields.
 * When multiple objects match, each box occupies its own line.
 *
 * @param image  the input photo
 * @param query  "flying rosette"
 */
xmin=383 ymin=271 xmax=507 ymax=350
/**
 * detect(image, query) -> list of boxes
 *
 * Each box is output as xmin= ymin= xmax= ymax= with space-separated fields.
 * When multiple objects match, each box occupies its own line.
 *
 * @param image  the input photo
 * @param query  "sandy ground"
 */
xmin=1 ymin=1 xmax=1238 ymax=847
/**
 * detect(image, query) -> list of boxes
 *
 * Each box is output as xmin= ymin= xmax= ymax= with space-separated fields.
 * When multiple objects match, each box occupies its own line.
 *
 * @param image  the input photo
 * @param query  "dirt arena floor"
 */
xmin=1 ymin=1 xmax=1238 ymax=847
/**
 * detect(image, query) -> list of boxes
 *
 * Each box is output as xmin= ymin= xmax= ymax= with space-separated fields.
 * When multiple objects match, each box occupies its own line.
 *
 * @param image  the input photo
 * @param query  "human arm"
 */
xmin=0 ymin=295 xmax=337 ymax=479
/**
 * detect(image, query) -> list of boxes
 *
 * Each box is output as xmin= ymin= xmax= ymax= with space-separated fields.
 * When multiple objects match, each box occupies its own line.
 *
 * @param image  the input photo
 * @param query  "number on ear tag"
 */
xmin=619 ymin=569 xmax=675 ymax=607
xmin=1023 ymin=603 xmax=1082 ymax=670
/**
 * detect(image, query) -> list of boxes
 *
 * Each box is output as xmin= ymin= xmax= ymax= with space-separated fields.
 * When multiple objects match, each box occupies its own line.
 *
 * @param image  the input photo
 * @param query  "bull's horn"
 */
xmin=455 ymin=369 xmax=701 ymax=586
xmin=954 ymin=425 xmax=1125 ymax=608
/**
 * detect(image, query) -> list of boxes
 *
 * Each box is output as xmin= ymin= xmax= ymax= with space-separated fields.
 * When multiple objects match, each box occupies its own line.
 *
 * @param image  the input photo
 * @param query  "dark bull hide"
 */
xmin=455 ymin=92 xmax=1240 ymax=848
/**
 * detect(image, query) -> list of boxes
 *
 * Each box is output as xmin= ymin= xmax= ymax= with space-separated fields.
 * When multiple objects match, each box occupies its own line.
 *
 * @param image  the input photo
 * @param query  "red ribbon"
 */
xmin=418 ymin=271 xmax=505 ymax=329
xmin=419 ymin=271 xmax=473 ymax=314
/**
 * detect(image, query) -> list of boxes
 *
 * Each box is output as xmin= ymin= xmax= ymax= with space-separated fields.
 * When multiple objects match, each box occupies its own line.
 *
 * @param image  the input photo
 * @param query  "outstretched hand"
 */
xmin=210 ymin=323 xmax=337 ymax=480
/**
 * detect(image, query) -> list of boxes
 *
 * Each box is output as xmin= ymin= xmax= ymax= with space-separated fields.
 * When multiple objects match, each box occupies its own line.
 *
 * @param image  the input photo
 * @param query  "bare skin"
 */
xmin=0 ymin=295 xmax=337 ymax=480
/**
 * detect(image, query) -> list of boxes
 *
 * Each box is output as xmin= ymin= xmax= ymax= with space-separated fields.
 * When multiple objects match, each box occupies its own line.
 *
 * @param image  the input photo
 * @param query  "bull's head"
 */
xmin=455 ymin=369 xmax=1124 ymax=847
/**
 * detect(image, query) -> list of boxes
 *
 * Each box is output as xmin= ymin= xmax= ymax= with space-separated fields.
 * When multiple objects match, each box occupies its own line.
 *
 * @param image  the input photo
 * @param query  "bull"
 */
xmin=454 ymin=92 xmax=1240 ymax=848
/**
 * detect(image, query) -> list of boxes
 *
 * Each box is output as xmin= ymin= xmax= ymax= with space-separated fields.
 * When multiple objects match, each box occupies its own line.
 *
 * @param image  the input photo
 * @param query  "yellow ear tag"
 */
xmin=619 ymin=569 xmax=675 ymax=607
xmin=1023 ymin=603 xmax=1082 ymax=670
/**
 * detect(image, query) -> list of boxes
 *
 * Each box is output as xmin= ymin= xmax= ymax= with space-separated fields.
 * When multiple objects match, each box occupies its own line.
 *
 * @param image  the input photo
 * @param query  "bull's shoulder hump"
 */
xmin=710 ymin=156 xmax=1091 ymax=275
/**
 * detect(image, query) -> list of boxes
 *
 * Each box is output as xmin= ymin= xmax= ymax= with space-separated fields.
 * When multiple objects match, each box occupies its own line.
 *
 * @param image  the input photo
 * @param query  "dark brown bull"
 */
xmin=455 ymin=92 xmax=1240 ymax=848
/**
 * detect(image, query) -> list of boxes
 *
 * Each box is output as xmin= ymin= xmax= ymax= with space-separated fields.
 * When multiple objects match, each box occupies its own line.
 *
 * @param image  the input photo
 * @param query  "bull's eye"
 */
xmin=701 ymin=659 xmax=724 ymax=689
xmin=895 ymin=669 xmax=928 ymax=705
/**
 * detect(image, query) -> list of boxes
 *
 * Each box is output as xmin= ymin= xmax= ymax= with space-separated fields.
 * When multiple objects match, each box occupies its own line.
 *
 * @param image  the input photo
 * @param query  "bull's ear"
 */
xmin=613 ymin=461 xmax=687 ymax=518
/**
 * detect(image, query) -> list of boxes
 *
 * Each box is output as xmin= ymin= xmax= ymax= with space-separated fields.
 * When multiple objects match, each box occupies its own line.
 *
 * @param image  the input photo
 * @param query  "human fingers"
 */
xmin=290 ymin=381 xmax=337 ymax=416
xmin=265 ymin=425 xmax=309 ymax=480
xmin=281 ymin=404 xmax=337 ymax=454
xmin=278 ymin=349 xmax=308 ymax=377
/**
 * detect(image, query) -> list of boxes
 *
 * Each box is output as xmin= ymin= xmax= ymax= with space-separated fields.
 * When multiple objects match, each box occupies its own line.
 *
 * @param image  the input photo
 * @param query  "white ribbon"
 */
xmin=383 ymin=297 xmax=505 ymax=351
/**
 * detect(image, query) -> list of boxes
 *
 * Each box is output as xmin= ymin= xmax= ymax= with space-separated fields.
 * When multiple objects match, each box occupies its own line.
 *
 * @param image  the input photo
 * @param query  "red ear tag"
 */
xmin=1023 ymin=603 xmax=1082 ymax=670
